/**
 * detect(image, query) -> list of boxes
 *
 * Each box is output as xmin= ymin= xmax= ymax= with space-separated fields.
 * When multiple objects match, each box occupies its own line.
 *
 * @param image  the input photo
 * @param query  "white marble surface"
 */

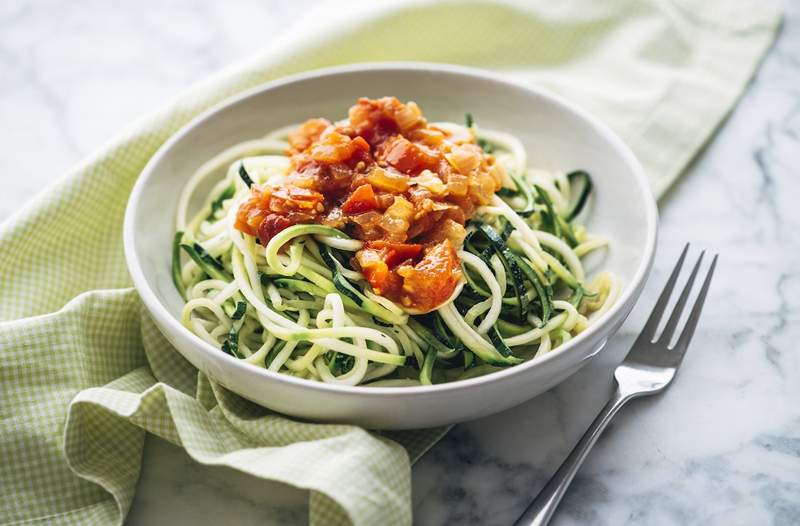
xmin=2 ymin=1 xmax=799 ymax=525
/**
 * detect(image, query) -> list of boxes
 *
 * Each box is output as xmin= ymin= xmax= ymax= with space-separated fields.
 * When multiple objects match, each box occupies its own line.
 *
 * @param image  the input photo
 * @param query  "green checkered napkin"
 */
xmin=0 ymin=1 xmax=779 ymax=524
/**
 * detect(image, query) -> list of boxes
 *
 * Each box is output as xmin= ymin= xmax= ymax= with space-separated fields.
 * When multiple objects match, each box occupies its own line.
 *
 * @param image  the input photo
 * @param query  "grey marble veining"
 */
xmin=2 ymin=1 xmax=799 ymax=525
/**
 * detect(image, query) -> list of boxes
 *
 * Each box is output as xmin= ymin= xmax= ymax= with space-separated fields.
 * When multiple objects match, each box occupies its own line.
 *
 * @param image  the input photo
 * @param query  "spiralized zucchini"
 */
xmin=172 ymin=124 xmax=619 ymax=386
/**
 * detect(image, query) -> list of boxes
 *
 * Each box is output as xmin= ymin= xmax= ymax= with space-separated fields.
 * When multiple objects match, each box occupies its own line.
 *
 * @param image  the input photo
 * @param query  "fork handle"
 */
xmin=513 ymin=389 xmax=632 ymax=526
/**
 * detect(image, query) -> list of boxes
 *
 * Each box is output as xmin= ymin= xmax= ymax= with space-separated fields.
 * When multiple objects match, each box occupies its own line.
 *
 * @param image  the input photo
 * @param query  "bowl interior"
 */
xmin=128 ymin=64 xmax=655 ymax=389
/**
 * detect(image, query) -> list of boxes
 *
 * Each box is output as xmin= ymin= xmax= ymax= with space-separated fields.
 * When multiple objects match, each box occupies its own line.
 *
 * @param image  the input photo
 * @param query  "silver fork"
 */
xmin=513 ymin=244 xmax=718 ymax=526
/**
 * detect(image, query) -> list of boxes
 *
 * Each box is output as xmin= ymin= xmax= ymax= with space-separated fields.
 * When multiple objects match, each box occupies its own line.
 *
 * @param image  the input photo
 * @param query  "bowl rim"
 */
xmin=124 ymin=61 xmax=658 ymax=398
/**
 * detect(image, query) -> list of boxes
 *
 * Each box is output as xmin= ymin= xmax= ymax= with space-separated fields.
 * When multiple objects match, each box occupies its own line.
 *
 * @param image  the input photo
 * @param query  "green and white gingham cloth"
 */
xmin=0 ymin=1 xmax=779 ymax=524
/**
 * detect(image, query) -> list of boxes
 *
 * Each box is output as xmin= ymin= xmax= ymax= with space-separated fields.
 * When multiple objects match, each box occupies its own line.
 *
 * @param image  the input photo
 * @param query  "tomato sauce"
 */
xmin=235 ymin=97 xmax=505 ymax=311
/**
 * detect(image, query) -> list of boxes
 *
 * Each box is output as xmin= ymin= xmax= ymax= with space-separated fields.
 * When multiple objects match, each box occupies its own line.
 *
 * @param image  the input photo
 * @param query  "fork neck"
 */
xmin=513 ymin=386 xmax=634 ymax=526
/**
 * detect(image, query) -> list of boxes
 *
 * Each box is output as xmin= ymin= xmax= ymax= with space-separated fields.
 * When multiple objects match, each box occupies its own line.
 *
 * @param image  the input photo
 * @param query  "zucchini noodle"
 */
xmin=172 ymin=120 xmax=617 ymax=386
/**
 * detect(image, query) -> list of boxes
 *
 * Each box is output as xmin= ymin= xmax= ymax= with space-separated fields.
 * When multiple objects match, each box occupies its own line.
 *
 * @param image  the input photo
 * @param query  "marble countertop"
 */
xmin=2 ymin=1 xmax=798 ymax=524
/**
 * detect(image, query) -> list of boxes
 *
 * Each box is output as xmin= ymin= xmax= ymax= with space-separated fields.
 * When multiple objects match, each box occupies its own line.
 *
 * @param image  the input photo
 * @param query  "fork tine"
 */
xmin=658 ymin=251 xmax=705 ymax=344
xmin=672 ymin=254 xmax=717 ymax=353
xmin=636 ymin=243 xmax=689 ymax=343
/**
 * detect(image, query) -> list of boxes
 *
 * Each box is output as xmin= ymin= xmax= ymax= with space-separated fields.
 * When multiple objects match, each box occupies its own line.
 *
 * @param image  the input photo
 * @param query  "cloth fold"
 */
xmin=0 ymin=1 xmax=780 ymax=524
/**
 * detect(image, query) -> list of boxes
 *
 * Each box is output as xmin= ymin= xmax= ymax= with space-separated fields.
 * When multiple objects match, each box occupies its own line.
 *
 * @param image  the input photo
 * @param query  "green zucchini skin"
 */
xmin=510 ymin=173 xmax=537 ymax=217
xmin=478 ymin=224 xmax=530 ymax=321
xmin=513 ymin=254 xmax=553 ymax=324
xmin=487 ymin=327 xmax=514 ymax=357
xmin=222 ymin=311 xmax=246 ymax=359
xmin=408 ymin=318 xmax=459 ymax=357
xmin=172 ymin=231 xmax=187 ymax=299
xmin=419 ymin=347 xmax=437 ymax=385
xmin=231 ymin=301 xmax=247 ymax=320
xmin=273 ymin=278 xmax=329 ymax=298
xmin=238 ymin=164 xmax=255 ymax=188
xmin=565 ymin=170 xmax=593 ymax=221
xmin=180 ymin=242 xmax=231 ymax=282
xmin=209 ymin=185 xmax=235 ymax=218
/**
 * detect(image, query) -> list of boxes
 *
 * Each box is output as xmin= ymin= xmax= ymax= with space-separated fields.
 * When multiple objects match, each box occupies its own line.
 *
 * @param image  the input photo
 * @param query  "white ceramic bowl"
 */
xmin=124 ymin=63 xmax=657 ymax=430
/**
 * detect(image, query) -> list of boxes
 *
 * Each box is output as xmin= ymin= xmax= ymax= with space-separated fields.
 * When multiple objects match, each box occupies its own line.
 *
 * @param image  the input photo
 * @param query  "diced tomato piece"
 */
xmin=365 ymin=240 xmax=423 ymax=268
xmin=356 ymin=248 xmax=402 ymax=297
xmin=256 ymin=211 xmax=317 ymax=244
xmin=342 ymin=184 xmax=378 ymax=214
xmin=288 ymin=118 xmax=331 ymax=153
xmin=360 ymin=256 xmax=389 ymax=291
xmin=256 ymin=214 xmax=291 ymax=244
xmin=397 ymin=240 xmax=461 ymax=311
xmin=351 ymin=136 xmax=370 ymax=153
xmin=348 ymin=97 xmax=403 ymax=146
xmin=270 ymin=186 xmax=324 ymax=211
xmin=309 ymin=131 xmax=370 ymax=164
xmin=235 ymin=187 xmax=271 ymax=236
xmin=235 ymin=200 xmax=260 ymax=236
xmin=379 ymin=135 xmax=440 ymax=174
